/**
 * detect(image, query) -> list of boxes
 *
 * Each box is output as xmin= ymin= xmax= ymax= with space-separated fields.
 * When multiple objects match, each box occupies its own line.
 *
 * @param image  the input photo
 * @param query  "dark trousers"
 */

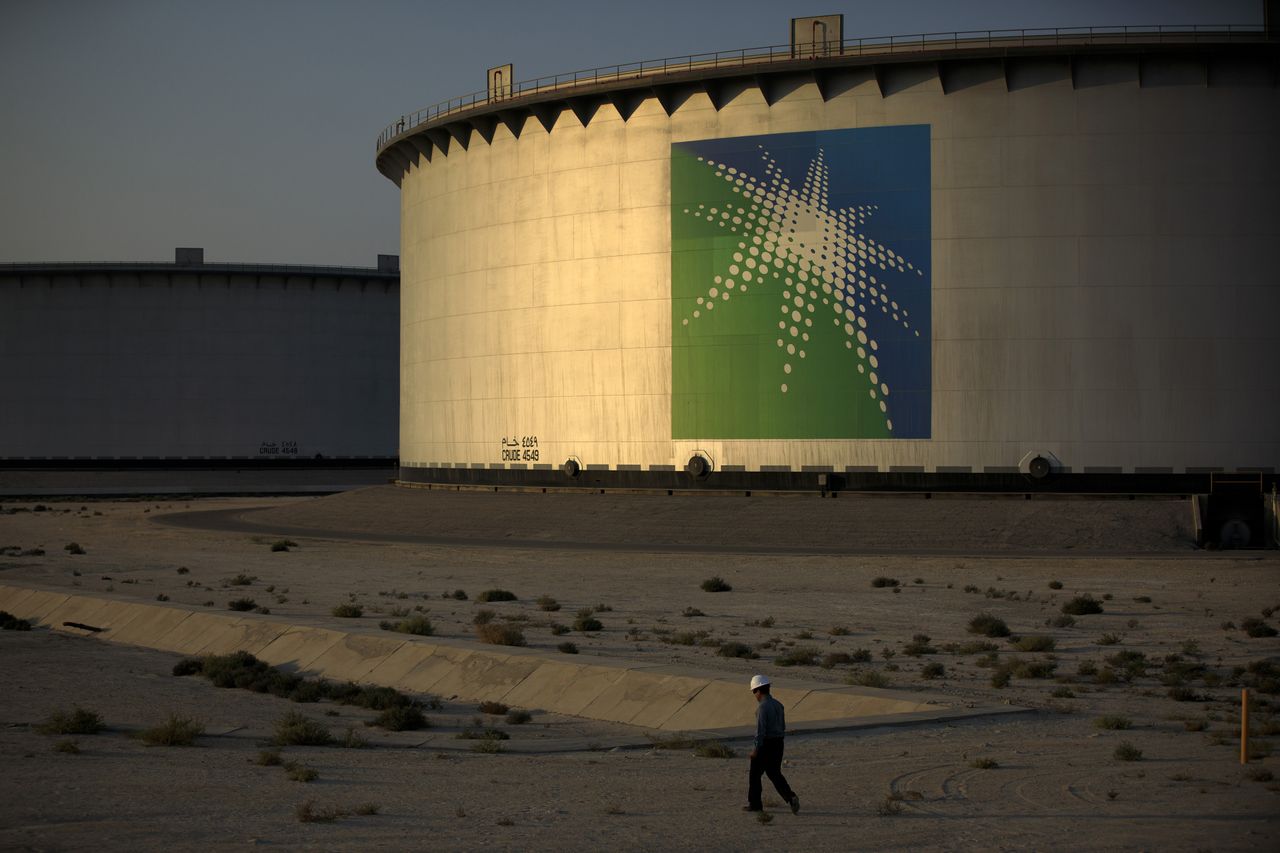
xmin=748 ymin=737 xmax=794 ymax=807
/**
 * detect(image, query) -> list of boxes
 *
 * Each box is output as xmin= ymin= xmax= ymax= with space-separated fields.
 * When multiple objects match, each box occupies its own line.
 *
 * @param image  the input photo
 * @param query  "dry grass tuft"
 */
xmin=137 ymin=714 xmax=204 ymax=746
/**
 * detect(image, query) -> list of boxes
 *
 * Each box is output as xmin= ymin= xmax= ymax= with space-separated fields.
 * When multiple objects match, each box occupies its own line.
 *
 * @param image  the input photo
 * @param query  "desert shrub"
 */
xmin=256 ymin=749 xmax=283 ymax=766
xmin=820 ymin=652 xmax=854 ymax=669
xmin=849 ymin=648 xmax=873 ymax=663
xmin=794 ymin=630 xmax=814 ymax=640
xmin=477 ymin=589 xmax=517 ymax=602
xmin=137 ymin=714 xmax=204 ymax=746
xmin=573 ymin=609 xmax=603 ymax=632
xmin=53 ymin=739 xmax=80 ymax=754
xmin=1051 ymin=615 xmax=1076 ymax=628
xmin=848 ymin=670 xmax=890 ymax=689
xmin=1062 ymin=596 xmax=1104 ymax=616
xmin=338 ymin=727 xmax=370 ymax=748
xmin=969 ymin=757 xmax=998 ymax=769
xmin=870 ymin=576 xmax=899 ymax=588
xmin=701 ymin=576 xmax=732 ymax=593
xmin=1167 ymin=687 xmax=1203 ymax=702
xmin=921 ymin=662 xmax=946 ymax=679
xmin=549 ymin=623 xmax=569 ymax=635
xmin=1012 ymin=635 xmax=1056 ymax=653
xmin=1048 ymin=580 xmax=1063 ymax=590
xmin=35 ymin=706 xmax=105 ymax=735
xmin=536 ymin=595 xmax=560 ymax=611
xmin=1050 ymin=687 xmax=1075 ymax=698
xmin=380 ymin=615 xmax=434 ymax=636
xmin=682 ymin=606 xmax=705 ymax=617
xmin=557 ymin=642 xmax=579 ymax=654
xmin=202 ymin=652 xmax=301 ymax=697
xmin=1096 ymin=633 xmax=1122 ymax=646
xmin=1106 ymin=650 xmax=1149 ymax=679
xmin=373 ymin=705 xmax=428 ymax=731
xmin=1012 ymin=659 xmax=1057 ymax=679
xmin=903 ymin=634 xmax=936 ymax=656
xmin=475 ymin=623 xmax=526 ymax=646
xmin=1133 ymin=595 xmax=1152 ymax=603
xmin=877 ymin=793 xmax=905 ymax=815
xmin=473 ymin=609 xmax=495 ymax=625
xmin=1094 ymin=666 xmax=1120 ymax=684
xmin=155 ymin=593 xmax=170 ymax=602
xmin=1241 ymin=618 xmax=1278 ymax=638
xmin=774 ymin=646 xmax=820 ymax=667
xmin=353 ymin=802 xmax=381 ymax=815
xmin=270 ymin=541 xmax=292 ymax=552
xmin=1161 ymin=660 xmax=1207 ymax=686
xmin=228 ymin=573 xmax=256 ymax=586
xmin=693 ymin=741 xmax=735 ymax=758
xmin=0 ymin=611 xmax=32 ymax=631
xmin=285 ymin=761 xmax=319 ymax=782
xmin=968 ymin=613 xmax=1010 ymax=638
xmin=991 ymin=658 xmax=1055 ymax=686
xmin=830 ymin=626 xmax=852 ymax=636
xmin=1241 ymin=660 xmax=1280 ymax=695
xmin=478 ymin=701 xmax=509 ymax=715
xmin=718 ymin=642 xmax=758 ymax=659
xmin=944 ymin=640 xmax=998 ymax=656
xmin=295 ymin=800 xmax=344 ymax=823
xmin=506 ymin=709 xmax=532 ymax=725
xmin=1113 ymin=742 xmax=1143 ymax=761
xmin=446 ymin=589 xmax=467 ymax=600
xmin=64 ymin=542 xmax=85 ymax=555
xmin=331 ymin=603 xmax=363 ymax=618
xmin=227 ymin=598 xmax=257 ymax=612
xmin=1094 ymin=715 xmax=1132 ymax=730
xmin=273 ymin=710 xmax=333 ymax=746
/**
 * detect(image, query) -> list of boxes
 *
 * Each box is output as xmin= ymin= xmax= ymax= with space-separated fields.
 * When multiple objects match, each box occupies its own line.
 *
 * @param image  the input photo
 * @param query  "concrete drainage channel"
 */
xmin=0 ymin=584 xmax=1023 ymax=744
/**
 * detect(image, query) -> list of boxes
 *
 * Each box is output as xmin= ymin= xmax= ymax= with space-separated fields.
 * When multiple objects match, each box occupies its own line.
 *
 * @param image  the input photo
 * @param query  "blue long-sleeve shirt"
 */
xmin=755 ymin=695 xmax=786 ymax=748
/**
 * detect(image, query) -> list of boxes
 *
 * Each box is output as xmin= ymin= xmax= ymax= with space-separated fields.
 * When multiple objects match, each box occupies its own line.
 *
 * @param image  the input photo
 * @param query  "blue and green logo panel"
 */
xmin=671 ymin=125 xmax=930 ymax=439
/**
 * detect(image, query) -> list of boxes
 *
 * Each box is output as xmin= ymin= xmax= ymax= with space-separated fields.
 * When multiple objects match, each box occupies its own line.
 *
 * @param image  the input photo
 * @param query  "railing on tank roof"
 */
xmin=0 ymin=261 xmax=396 ymax=276
xmin=376 ymin=23 xmax=1265 ymax=151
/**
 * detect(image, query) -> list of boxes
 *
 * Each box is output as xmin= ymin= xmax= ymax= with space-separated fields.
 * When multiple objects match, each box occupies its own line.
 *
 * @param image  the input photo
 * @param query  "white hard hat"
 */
xmin=750 ymin=674 xmax=770 ymax=691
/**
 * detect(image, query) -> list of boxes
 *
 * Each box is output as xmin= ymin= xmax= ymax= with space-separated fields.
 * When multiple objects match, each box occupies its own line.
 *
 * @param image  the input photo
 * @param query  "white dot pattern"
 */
xmin=679 ymin=146 xmax=926 ymax=432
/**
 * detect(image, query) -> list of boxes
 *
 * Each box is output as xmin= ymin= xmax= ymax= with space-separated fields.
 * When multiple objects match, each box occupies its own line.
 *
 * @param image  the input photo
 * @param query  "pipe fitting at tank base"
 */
xmin=685 ymin=454 xmax=712 ymax=479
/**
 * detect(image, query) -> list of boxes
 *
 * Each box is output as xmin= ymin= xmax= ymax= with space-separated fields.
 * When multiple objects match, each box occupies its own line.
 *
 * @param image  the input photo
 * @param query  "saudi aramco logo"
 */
xmin=671 ymin=125 xmax=931 ymax=440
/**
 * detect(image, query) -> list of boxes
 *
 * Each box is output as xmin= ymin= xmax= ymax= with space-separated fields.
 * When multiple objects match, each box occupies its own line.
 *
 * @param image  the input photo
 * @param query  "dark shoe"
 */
xmin=789 ymin=795 xmax=800 ymax=815
xmin=742 ymin=804 xmax=762 ymax=812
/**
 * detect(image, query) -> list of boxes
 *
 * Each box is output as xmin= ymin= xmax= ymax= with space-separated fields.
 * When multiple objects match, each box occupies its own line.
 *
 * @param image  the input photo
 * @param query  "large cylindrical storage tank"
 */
xmin=378 ymin=32 xmax=1279 ymax=490
xmin=0 ymin=256 xmax=398 ymax=462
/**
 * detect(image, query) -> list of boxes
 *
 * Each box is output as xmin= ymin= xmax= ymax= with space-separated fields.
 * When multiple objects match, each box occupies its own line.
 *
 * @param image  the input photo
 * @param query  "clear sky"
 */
xmin=0 ymin=0 xmax=1259 ymax=266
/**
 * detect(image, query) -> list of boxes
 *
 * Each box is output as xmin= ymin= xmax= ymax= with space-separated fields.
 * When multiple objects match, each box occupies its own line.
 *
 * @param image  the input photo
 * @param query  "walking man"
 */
xmin=744 ymin=674 xmax=800 ymax=814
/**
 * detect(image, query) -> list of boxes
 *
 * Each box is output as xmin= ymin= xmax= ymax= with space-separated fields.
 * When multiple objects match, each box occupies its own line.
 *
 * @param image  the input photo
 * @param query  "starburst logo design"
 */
xmin=671 ymin=126 xmax=931 ymax=440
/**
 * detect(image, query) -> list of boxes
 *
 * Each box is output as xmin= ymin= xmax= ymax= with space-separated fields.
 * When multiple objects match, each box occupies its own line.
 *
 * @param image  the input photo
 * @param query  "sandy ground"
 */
xmin=1 ymin=490 xmax=1277 ymax=851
